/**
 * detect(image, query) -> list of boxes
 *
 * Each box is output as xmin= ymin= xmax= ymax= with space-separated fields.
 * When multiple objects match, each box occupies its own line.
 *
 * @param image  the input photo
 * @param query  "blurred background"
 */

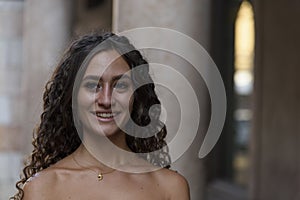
xmin=0 ymin=0 xmax=299 ymax=199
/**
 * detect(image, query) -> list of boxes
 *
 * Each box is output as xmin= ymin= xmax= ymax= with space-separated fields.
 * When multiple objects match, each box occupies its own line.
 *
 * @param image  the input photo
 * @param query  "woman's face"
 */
xmin=77 ymin=49 xmax=134 ymax=138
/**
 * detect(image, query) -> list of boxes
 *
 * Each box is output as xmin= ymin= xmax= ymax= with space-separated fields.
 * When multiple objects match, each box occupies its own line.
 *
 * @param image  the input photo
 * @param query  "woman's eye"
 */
xmin=114 ymin=82 xmax=129 ymax=90
xmin=84 ymin=82 xmax=100 ymax=90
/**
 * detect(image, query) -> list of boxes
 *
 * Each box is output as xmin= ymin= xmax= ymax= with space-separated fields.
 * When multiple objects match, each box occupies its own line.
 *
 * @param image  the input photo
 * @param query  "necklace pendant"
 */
xmin=98 ymin=173 xmax=103 ymax=181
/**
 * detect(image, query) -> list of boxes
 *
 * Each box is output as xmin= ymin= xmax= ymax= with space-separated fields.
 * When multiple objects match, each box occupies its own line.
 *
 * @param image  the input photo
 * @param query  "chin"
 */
xmin=94 ymin=124 xmax=124 ymax=137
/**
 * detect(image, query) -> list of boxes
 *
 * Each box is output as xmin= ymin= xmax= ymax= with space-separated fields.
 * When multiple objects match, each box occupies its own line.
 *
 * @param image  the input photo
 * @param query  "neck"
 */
xmin=78 ymin=130 xmax=133 ymax=169
xmin=82 ymin=129 xmax=131 ymax=151
xmin=74 ymin=144 xmax=113 ymax=171
xmin=77 ymin=130 xmax=160 ymax=174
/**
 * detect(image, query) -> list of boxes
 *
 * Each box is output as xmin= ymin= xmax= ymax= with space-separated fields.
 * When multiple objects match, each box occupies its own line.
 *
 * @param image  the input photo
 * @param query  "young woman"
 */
xmin=11 ymin=32 xmax=190 ymax=200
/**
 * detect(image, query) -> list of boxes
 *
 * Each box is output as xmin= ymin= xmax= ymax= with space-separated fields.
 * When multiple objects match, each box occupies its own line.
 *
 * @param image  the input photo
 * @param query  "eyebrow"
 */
xmin=82 ymin=74 xmax=131 ymax=82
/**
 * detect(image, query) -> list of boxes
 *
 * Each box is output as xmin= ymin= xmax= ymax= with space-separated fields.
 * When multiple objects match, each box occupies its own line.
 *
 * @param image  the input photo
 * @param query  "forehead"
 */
xmin=84 ymin=50 xmax=130 ymax=78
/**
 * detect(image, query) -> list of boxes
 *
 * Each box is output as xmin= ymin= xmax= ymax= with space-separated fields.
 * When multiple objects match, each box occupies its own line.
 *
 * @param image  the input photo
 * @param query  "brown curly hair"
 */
xmin=11 ymin=32 xmax=170 ymax=200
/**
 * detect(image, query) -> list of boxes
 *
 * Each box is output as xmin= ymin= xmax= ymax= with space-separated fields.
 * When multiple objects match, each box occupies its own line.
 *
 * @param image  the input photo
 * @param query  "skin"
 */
xmin=22 ymin=50 xmax=190 ymax=200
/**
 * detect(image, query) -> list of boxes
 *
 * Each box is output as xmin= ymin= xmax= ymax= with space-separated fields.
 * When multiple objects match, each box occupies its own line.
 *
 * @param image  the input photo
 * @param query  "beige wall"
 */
xmin=113 ymin=0 xmax=211 ymax=49
xmin=0 ymin=1 xmax=24 ymax=199
xmin=74 ymin=0 xmax=112 ymax=34
xmin=22 ymin=0 xmax=73 ymax=153
xmin=0 ymin=0 xmax=24 ymax=152
xmin=0 ymin=0 xmax=74 ymax=198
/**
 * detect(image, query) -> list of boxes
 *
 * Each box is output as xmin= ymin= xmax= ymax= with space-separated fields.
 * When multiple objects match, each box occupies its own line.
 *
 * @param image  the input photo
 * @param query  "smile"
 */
xmin=96 ymin=112 xmax=116 ymax=118
xmin=91 ymin=111 xmax=120 ymax=122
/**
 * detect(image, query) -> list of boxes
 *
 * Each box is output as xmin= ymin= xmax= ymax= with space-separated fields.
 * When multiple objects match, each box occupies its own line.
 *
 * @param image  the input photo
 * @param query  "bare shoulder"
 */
xmin=154 ymin=168 xmax=190 ymax=200
xmin=22 ymin=157 xmax=72 ymax=200
xmin=23 ymin=167 xmax=58 ymax=200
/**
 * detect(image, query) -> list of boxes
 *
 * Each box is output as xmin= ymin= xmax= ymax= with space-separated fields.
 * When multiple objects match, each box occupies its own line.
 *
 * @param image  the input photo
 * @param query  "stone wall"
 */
xmin=0 ymin=1 xmax=24 ymax=199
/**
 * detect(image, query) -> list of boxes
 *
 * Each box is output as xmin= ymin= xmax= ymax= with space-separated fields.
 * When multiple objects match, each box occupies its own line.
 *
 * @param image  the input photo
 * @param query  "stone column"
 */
xmin=22 ymin=0 xmax=73 ymax=153
xmin=113 ymin=1 xmax=212 ymax=199
xmin=251 ymin=0 xmax=300 ymax=199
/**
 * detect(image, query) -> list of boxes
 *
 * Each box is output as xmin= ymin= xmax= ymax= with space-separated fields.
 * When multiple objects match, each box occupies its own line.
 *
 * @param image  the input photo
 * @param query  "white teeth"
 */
xmin=96 ymin=112 xmax=114 ymax=118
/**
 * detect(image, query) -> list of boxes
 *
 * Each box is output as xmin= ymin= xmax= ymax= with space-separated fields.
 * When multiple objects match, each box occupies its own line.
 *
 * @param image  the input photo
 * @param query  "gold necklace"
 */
xmin=72 ymin=154 xmax=116 ymax=181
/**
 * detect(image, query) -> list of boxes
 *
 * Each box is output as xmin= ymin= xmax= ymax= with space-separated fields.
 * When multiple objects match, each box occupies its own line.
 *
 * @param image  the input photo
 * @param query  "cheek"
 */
xmin=115 ymin=91 xmax=134 ymax=111
xmin=127 ymin=88 xmax=134 ymax=112
xmin=77 ymin=89 xmax=95 ymax=109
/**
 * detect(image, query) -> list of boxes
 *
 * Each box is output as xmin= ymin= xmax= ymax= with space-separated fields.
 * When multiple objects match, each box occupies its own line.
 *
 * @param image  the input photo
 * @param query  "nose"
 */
xmin=96 ymin=84 xmax=114 ymax=108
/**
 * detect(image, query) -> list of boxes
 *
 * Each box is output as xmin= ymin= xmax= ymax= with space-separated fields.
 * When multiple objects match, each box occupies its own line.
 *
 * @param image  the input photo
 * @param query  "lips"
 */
xmin=96 ymin=112 xmax=115 ymax=118
xmin=91 ymin=111 xmax=119 ymax=122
